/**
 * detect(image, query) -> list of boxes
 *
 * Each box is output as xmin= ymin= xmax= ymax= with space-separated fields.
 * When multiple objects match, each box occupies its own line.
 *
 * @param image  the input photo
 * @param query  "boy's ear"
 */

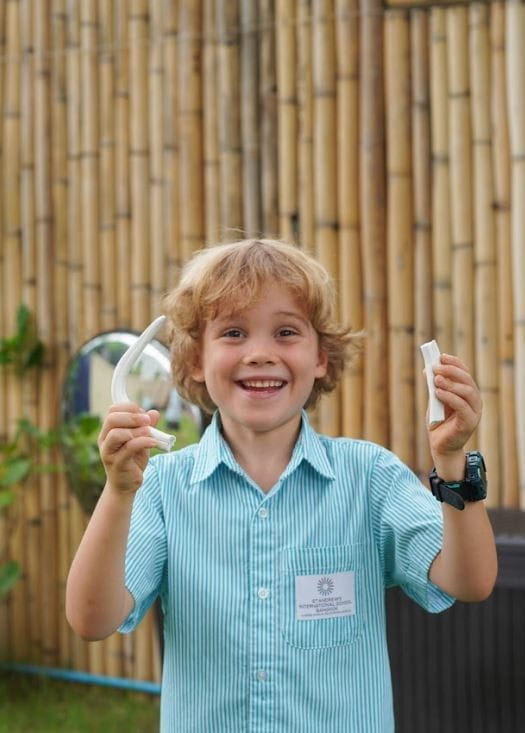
xmin=191 ymin=362 xmax=205 ymax=383
xmin=315 ymin=348 xmax=328 ymax=378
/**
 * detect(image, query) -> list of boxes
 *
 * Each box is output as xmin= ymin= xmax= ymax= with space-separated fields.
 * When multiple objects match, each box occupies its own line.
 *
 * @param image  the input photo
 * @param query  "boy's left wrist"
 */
xmin=431 ymin=451 xmax=466 ymax=482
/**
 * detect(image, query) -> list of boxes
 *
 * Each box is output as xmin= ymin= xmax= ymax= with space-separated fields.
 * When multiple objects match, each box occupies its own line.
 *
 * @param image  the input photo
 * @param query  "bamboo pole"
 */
xmin=411 ymin=9 xmax=433 ymax=476
xmin=297 ymin=0 xmax=314 ymax=254
xmin=149 ymin=0 xmax=166 ymax=315
xmin=80 ymin=0 xmax=101 ymax=339
xmin=259 ymin=0 xmax=278 ymax=238
xmin=430 ymin=8 xmax=453 ymax=352
xmin=491 ymin=2 xmax=518 ymax=507
xmin=385 ymin=9 xmax=415 ymax=466
xmin=98 ymin=0 xmax=123 ymax=677
xmin=34 ymin=0 xmax=60 ymax=669
xmin=98 ymin=0 xmax=117 ymax=330
xmin=51 ymin=0 xmax=73 ymax=669
xmin=240 ymin=0 xmax=261 ymax=238
xmin=79 ymin=0 xmax=105 ymax=676
xmin=19 ymin=0 xmax=43 ymax=664
xmin=506 ymin=0 xmax=525 ymax=506
xmin=179 ymin=1 xmax=204 ymax=261
xmin=336 ymin=0 xmax=363 ymax=439
xmin=115 ymin=0 xmax=131 ymax=325
xmin=203 ymin=0 xmax=221 ymax=243
xmin=162 ymin=0 xmax=180 ymax=286
xmin=129 ymin=0 xmax=150 ymax=329
xmin=217 ymin=0 xmax=243 ymax=237
xmin=66 ymin=0 xmax=89 ymax=674
xmin=0 ymin=0 xmax=9 ymax=656
xmin=66 ymin=0 xmax=84 ymax=352
xmin=360 ymin=0 xmax=388 ymax=446
xmin=2 ymin=0 xmax=27 ymax=663
xmin=470 ymin=3 xmax=500 ymax=506
xmin=277 ymin=0 xmax=297 ymax=242
xmin=313 ymin=0 xmax=340 ymax=436
xmin=447 ymin=7 xmax=474 ymax=370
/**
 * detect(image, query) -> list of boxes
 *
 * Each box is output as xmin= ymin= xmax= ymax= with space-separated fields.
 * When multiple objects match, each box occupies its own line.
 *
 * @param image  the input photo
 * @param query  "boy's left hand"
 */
xmin=427 ymin=353 xmax=482 ymax=460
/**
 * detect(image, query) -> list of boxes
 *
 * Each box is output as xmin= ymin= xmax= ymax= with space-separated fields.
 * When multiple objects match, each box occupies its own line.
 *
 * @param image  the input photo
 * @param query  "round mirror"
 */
xmin=60 ymin=330 xmax=203 ymax=513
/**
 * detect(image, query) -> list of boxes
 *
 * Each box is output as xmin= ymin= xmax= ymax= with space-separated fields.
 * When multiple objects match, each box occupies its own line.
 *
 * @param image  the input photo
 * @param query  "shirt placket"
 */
xmin=248 ymin=490 xmax=278 ymax=732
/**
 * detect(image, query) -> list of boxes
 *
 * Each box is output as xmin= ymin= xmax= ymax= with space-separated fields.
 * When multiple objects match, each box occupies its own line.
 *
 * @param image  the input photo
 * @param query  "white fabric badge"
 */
xmin=295 ymin=571 xmax=356 ymax=620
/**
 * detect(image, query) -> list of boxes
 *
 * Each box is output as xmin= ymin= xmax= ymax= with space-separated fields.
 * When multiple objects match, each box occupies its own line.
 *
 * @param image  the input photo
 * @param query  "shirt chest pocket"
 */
xmin=280 ymin=544 xmax=364 ymax=650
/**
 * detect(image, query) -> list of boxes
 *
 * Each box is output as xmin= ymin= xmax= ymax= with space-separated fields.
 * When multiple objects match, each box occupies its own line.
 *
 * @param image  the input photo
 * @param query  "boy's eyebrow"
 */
xmin=213 ymin=309 xmax=309 ymax=324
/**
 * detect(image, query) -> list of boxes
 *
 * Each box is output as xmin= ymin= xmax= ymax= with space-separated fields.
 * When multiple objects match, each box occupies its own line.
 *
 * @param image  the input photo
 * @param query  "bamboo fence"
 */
xmin=0 ymin=0 xmax=523 ymax=682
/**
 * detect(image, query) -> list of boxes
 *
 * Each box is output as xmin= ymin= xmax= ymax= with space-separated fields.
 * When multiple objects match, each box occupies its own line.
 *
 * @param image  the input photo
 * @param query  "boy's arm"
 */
xmin=65 ymin=485 xmax=136 ymax=640
xmin=424 ymin=355 xmax=497 ymax=601
xmin=65 ymin=404 xmax=159 ymax=640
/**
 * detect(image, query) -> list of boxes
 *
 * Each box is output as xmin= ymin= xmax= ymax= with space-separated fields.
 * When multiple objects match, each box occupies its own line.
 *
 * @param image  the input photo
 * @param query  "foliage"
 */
xmin=0 ymin=419 xmax=59 ymax=598
xmin=0 ymin=306 xmax=49 ymax=598
xmin=59 ymin=413 xmax=106 ymax=515
xmin=0 ymin=304 xmax=44 ymax=375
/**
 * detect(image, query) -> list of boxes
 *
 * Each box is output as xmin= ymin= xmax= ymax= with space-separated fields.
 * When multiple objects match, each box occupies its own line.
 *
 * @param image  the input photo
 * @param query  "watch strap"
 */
xmin=429 ymin=471 xmax=466 ymax=510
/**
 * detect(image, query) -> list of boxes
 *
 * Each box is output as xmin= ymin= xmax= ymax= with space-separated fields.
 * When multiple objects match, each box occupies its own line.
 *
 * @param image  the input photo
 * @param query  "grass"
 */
xmin=0 ymin=672 xmax=160 ymax=732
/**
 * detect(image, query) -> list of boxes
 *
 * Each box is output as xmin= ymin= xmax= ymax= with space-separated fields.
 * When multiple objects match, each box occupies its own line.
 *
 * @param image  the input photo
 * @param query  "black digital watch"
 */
xmin=429 ymin=451 xmax=487 ymax=511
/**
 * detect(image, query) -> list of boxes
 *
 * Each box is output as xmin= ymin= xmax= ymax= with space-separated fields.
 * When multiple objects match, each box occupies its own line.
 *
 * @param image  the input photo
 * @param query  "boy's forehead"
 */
xmin=205 ymin=285 xmax=308 ymax=321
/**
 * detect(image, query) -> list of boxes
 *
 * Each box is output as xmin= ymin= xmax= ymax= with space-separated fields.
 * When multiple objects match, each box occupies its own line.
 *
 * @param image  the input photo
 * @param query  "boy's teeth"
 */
xmin=243 ymin=380 xmax=283 ymax=388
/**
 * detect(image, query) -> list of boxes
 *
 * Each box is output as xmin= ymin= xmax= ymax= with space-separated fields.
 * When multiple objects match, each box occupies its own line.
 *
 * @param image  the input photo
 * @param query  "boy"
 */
xmin=66 ymin=239 xmax=497 ymax=732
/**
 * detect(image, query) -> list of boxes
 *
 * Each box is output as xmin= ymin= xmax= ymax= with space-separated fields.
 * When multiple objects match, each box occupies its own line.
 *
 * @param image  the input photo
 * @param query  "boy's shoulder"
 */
xmin=314 ymin=431 xmax=412 ymax=483
xmin=146 ymin=442 xmax=200 ymax=481
xmin=317 ymin=432 xmax=395 ymax=463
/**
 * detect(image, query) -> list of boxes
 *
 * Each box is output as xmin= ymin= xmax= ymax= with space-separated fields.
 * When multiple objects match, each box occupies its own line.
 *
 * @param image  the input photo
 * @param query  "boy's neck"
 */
xmin=220 ymin=415 xmax=301 ymax=493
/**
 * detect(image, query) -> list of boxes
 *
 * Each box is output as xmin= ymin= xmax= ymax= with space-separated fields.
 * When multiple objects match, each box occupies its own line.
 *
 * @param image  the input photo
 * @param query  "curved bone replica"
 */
xmin=111 ymin=315 xmax=176 ymax=451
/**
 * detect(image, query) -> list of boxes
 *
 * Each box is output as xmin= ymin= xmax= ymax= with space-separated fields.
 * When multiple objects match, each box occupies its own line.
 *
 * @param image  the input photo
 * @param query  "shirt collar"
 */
xmin=190 ymin=410 xmax=335 ymax=486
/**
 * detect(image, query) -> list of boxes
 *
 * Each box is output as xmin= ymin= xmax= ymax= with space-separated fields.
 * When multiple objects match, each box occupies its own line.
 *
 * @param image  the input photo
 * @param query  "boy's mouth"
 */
xmin=238 ymin=379 xmax=286 ymax=392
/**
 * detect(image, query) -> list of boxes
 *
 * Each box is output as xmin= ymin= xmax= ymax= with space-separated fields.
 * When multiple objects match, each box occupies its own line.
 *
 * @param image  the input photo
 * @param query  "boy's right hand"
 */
xmin=98 ymin=403 xmax=160 ymax=494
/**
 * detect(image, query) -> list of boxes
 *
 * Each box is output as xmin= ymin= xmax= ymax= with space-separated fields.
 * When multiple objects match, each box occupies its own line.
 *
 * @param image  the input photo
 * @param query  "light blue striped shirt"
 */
xmin=120 ymin=411 xmax=454 ymax=732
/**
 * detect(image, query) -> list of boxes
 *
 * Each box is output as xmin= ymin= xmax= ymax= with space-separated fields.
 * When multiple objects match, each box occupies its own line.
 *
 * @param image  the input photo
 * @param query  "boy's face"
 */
xmin=191 ymin=284 xmax=328 ymax=439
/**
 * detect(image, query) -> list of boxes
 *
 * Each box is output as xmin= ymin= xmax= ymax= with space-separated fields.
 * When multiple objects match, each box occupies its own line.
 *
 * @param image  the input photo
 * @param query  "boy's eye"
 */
xmin=278 ymin=328 xmax=298 ymax=337
xmin=222 ymin=328 xmax=243 ymax=338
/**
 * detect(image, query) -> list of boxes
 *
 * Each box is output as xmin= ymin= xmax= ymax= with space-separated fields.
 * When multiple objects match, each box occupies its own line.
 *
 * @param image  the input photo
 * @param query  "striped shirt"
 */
xmin=120 ymin=411 xmax=454 ymax=732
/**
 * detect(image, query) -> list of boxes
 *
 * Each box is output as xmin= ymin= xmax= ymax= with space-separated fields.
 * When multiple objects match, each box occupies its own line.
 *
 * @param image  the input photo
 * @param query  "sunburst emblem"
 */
xmin=317 ymin=576 xmax=335 ymax=596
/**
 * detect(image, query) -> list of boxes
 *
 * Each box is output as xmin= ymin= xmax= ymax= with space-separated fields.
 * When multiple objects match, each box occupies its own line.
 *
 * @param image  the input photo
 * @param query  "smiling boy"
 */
xmin=66 ymin=239 xmax=497 ymax=732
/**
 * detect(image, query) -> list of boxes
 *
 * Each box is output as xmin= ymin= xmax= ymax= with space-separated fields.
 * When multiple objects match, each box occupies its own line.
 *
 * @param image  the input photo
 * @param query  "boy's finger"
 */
xmin=98 ymin=411 xmax=151 ymax=442
xmin=433 ymin=363 xmax=476 ymax=386
xmin=439 ymin=353 xmax=470 ymax=372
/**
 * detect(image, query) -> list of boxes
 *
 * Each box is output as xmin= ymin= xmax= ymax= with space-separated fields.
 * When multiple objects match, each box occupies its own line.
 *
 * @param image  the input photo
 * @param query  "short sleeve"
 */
xmin=119 ymin=461 xmax=168 ymax=633
xmin=370 ymin=448 xmax=455 ymax=613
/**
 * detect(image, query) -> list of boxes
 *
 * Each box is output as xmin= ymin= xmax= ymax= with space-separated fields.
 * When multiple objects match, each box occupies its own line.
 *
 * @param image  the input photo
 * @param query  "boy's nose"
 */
xmin=242 ymin=342 xmax=277 ymax=365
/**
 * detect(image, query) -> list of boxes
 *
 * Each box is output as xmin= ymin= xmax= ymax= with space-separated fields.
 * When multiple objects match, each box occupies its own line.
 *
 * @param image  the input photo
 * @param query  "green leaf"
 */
xmin=0 ymin=489 xmax=16 ymax=508
xmin=0 ymin=562 xmax=22 ymax=597
xmin=0 ymin=458 xmax=31 ymax=488
xmin=23 ymin=341 xmax=45 ymax=369
xmin=16 ymin=304 xmax=30 ymax=335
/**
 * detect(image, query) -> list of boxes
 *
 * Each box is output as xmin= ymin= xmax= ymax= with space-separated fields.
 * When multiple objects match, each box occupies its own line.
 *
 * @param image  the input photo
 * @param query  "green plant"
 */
xmin=0 ymin=304 xmax=44 ymax=375
xmin=0 ymin=305 xmax=50 ymax=597
xmin=0 ymin=419 xmax=59 ymax=597
xmin=59 ymin=413 xmax=106 ymax=515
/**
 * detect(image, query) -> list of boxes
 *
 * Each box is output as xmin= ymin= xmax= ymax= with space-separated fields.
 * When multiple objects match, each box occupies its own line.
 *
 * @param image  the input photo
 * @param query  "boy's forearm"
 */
xmin=66 ymin=483 xmax=135 ymax=640
xmin=429 ymin=500 xmax=497 ymax=601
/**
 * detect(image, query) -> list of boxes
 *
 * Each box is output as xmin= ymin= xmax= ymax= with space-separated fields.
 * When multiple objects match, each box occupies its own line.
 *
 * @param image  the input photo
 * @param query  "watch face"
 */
xmin=466 ymin=451 xmax=486 ymax=487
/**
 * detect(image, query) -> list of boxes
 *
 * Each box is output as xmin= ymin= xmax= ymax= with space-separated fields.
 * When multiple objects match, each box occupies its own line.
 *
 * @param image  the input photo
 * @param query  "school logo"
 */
xmin=317 ymin=576 xmax=335 ymax=596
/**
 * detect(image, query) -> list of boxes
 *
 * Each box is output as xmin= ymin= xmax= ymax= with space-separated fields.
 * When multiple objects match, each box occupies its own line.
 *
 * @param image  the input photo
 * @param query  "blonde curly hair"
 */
xmin=163 ymin=239 xmax=361 ymax=414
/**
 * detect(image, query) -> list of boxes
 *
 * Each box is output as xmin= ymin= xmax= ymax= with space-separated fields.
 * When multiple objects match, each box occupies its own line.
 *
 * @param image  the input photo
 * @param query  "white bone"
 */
xmin=111 ymin=315 xmax=176 ymax=451
xmin=420 ymin=339 xmax=445 ymax=426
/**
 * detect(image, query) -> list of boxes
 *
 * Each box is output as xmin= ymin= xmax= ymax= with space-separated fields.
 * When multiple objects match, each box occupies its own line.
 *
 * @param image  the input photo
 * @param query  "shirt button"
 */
xmin=258 ymin=507 xmax=268 ymax=519
xmin=257 ymin=670 xmax=268 ymax=681
xmin=257 ymin=587 xmax=270 ymax=600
